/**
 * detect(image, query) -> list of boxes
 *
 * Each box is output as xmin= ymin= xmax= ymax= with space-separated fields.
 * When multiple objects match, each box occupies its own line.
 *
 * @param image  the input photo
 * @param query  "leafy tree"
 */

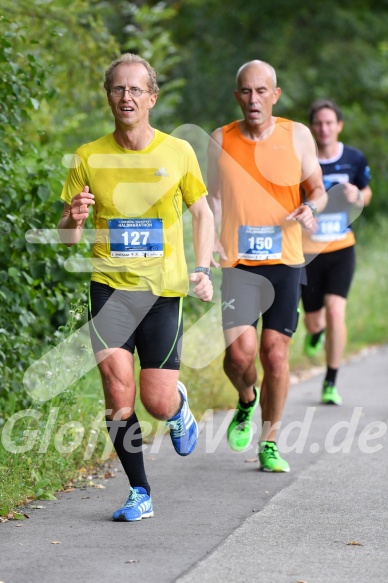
xmin=2 ymin=0 xmax=120 ymax=147
xmin=0 ymin=1 xmax=184 ymax=418
xmin=169 ymin=0 xmax=388 ymax=214
xmin=0 ymin=16 xmax=74 ymax=413
xmin=98 ymin=1 xmax=185 ymax=132
xmin=0 ymin=5 xmax=119 ymax=416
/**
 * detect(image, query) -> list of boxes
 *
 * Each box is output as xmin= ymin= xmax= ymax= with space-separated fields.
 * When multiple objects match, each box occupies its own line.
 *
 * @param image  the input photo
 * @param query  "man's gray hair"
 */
xmin=104 ymin=53 xmax=159 ymax=94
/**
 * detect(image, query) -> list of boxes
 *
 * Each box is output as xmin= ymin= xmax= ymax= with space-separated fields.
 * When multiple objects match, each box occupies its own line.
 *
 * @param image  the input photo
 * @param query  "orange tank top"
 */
xmin=219 ymin=118 xmax=304 ymax=267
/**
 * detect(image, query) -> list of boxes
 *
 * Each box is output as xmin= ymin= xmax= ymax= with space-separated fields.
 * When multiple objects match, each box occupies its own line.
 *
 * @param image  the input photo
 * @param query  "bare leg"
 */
xmin=97 ymin=347 xmax=136 ymax=420
xmin=324 ymin=294 xmax=347 ymax=369
xmin=223 ymin=325 xmax=258 ymax=403
xmin=304 ymin=307 xmax=326 ymax=334
xmin=259 ymin=329 xmax=291 ymax=442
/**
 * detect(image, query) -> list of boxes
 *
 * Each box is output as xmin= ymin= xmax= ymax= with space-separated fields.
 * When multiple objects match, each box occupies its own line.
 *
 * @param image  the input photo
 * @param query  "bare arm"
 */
xmin=207 ymin=128 xmax=222 ymax=229
xmin=57 ymin=186 xmax=95 ymax=246
xmin=359 ymin=184 xmax=372 ymax=206
xmin=342 ymin=183 xmax=372 ymax=207
xmin=288 ymin=123 xmax=328 ymax=229
xmin=207 ymin=128 xmax=227 ymax=266
xmin=188 ymin=195 xmax=214 ymax=302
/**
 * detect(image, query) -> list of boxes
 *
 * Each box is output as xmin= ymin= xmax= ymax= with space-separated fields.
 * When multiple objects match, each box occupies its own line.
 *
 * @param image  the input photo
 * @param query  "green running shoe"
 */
xmin=304 ymin=331 xmax=325 ymax=358
xmin=321 ymin=381 xmax=342 ymax=405
xmin=227 ymin=388 xmax=258 ymax=452
xmin=258 ymin=441 xmax=290 ymax=472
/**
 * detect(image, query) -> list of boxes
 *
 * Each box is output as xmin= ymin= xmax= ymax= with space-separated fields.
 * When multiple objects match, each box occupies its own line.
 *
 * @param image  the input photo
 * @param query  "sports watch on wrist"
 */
xmin=302 ymin=201 xmax=318 ymax=217
xmin=194 ymin=266 xmax=212 ymax=280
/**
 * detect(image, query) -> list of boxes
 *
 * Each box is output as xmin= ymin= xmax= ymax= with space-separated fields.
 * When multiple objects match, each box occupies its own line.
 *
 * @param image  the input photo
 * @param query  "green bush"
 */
xmin=0 ymin=18 xmax=86 ymax=417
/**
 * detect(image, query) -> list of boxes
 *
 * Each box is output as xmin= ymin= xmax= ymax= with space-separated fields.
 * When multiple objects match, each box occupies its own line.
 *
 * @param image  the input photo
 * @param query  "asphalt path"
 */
xmin=1 ymin=346 xmax=387 ymax=583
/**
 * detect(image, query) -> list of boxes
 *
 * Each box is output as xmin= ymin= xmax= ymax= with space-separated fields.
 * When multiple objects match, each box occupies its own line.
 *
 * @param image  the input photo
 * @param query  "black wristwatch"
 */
xmin=302 ymin=201 xmax=318 ymax=217
xmin=194 ymin=266 xmax=212 ymax=280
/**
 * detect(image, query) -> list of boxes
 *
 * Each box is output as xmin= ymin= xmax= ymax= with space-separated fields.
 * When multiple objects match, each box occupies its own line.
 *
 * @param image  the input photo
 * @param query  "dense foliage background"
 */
xmin=1 ymin=0 xmax=387 ymax=424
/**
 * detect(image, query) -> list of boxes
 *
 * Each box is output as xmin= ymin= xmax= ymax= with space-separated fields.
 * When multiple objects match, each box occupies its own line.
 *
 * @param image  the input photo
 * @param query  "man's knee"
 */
xmin=325 ymin=296 xmax=346 ymax=324
xmin=224 ymin=346 xmax=256 ymax=375
xmin=100 ymin=368 xmax=131 ymax=396
xmin=262 ymin=353 xmax=287 ymax=378
xmin=304 ymin=309 xmax=325 ymax=333
xmin=140 ymin=374 xmax=181 ymax=420
xmin=142 ymin=396 xmax=173 ymax=420
xmin=260 ymin=337 xmax=289 ymax=377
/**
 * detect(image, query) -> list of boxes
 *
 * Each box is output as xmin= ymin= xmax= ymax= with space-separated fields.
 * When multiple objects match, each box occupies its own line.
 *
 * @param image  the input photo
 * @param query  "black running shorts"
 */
xmin=88 ymin=281 xmax=183 ymax=369
xmin=221 ymin=264 xmax=305 ymax=337
xmin=302 ymin=245 xmax=356 ymax=313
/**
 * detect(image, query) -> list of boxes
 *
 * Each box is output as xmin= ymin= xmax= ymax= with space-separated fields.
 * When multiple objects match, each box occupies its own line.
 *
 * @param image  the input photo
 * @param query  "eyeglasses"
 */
xmin=110 ymin=86 xmax=151 ymax=98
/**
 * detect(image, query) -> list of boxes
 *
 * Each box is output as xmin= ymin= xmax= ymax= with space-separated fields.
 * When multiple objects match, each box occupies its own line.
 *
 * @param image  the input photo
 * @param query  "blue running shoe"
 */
xmin=166 ymin=381 xmax=198 ymax=456
xmin=112 ymin=486 xmax=154 ymax=522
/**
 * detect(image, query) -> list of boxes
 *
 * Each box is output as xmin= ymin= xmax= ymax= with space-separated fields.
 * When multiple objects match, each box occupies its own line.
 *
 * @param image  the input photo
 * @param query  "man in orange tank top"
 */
xmin=208 ymin=60 xmax=327 ymax=472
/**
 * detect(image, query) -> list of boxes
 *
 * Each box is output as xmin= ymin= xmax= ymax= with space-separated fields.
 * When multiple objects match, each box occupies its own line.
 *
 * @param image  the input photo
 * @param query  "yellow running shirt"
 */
xmin=61 ymin=130 xmax=207 ymax=296
xmin=218 ymin=119 xmax=304 ymax=267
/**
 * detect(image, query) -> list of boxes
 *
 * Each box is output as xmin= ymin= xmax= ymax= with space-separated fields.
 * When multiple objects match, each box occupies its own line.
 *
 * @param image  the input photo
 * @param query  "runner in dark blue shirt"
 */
xmin=301 ymin=99 xmax=372 ymax=405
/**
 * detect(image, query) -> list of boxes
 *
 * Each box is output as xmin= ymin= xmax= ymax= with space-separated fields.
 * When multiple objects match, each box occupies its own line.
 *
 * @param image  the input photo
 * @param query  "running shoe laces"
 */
xmin=234 ymin=408 xmax=250 ymax=427
xmin=258 ymin=441 xmax=290 ymax=472
xmin=166 ymin=381 xmax=198 ymax=456
xmin=167 ymin=417 xmax=184 ymax=437
xmin=112 ymin=486 xmax=154 ymax=522
xmin=227 ymin=388 xmax=259 ymax=452
xmin=123 ymin=488 xmax=143 ymax=508
xmin=262 ymin=443 xmax=277 ymax=458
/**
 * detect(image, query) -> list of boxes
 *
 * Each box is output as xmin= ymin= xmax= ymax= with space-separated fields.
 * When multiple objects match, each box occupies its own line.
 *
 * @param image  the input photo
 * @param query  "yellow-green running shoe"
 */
xmin=321 ymin=381 xmax=342 ymax=405
xmin=227 ymin=388 xmax=259 ymax=452
xmin=304 ymin=331 xmax=325 ymax=358
xmin=258 ymin=441 xmax=290 ymax=472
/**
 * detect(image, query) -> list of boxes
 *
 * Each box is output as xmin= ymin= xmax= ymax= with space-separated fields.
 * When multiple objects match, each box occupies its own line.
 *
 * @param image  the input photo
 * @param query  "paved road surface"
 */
xmin=1 ymin=346 xmax=387 ymax=583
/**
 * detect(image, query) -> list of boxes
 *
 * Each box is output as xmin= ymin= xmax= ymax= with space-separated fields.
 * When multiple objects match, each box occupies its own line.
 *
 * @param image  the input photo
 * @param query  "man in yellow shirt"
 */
xmin=58 ymin=53 xmax=214 ymax=521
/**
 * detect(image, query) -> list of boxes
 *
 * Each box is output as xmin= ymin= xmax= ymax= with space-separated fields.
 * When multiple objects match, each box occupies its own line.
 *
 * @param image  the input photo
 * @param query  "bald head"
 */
xmin=236 ymin=60 xmax=277 ymax=89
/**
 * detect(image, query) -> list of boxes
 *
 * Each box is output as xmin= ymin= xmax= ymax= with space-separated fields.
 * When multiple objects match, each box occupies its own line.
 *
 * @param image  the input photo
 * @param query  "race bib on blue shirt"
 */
xmin=312 ymin=212 xmax=348 ymax=242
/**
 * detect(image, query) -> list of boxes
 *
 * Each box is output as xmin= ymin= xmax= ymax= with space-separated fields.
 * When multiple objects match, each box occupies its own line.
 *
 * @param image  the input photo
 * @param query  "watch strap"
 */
xmin=302 ymin=201 xmax=317 ymax=217
xmin=194 ymin=266 xmax=212 ymax=279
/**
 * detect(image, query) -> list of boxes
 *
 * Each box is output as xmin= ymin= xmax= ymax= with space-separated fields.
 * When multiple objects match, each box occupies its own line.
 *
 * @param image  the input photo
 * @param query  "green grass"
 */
xmin=0 ymin=374 xmax=110 ymax=513
xmin=1 ymin=215 xmax=387 ymax=512
xmin=347 ymin=217 xmax=388 ymax=347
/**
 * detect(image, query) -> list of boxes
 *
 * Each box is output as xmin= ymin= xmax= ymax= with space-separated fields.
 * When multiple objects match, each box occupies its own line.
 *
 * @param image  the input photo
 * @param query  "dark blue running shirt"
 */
xmin=319 ymin=143 xmax=371 ymax=225
xmin=320 ymin=143 xmax=370 ymax=192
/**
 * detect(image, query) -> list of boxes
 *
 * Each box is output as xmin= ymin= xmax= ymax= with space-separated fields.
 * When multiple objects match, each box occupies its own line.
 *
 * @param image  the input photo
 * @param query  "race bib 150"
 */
xmin=238 ymin=225 xmax=282 ymax=261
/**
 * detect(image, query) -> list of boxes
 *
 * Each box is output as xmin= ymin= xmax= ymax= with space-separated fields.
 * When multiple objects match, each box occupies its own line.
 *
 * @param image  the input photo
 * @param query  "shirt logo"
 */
xmin=154 ymin=167 xmax=169 ymax=177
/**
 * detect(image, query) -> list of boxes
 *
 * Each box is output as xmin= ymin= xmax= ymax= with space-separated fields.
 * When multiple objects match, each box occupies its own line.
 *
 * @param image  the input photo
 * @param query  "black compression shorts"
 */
xmin=221 ymin=264 xmax=305 ymax=337
xmin=88 ymin=281 xmax=183 ymax=369
xmin=302 ymin=245 xmax=356 ymax=313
